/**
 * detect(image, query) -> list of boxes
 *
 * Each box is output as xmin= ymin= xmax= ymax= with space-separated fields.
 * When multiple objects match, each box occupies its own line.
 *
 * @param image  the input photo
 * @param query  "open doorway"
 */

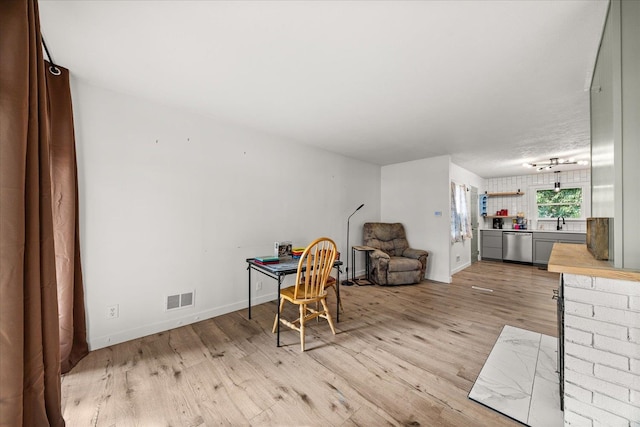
xmin=471 ymin=186 xmax=479 ymax=263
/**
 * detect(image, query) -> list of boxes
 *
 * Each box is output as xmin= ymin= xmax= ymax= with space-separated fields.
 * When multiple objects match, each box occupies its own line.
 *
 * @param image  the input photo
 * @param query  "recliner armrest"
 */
xmin=369 ymin=249 xmax=390 ymax=260
xmin=402 ymin=248 xmax=428 ymax=260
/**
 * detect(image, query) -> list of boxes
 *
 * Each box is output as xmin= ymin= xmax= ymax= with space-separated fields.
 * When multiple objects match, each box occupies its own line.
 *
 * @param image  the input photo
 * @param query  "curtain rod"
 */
xmin=41 ymin=37 xmax=61 ymax=76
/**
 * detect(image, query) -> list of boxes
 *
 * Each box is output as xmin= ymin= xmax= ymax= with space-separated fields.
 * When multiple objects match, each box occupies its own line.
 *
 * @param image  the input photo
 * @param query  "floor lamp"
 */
xmin=342 ymin=203 xmax=364 ymax=286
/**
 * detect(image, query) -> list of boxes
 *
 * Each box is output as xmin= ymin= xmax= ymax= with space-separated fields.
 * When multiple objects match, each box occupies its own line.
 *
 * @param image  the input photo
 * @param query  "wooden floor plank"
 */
xmin=62 ymin=261 xmax=560 ymax=426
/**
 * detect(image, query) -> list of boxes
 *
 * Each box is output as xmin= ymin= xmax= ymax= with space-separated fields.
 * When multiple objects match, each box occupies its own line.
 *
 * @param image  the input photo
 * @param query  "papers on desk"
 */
xmin=259 ymin=261 xmax=300 ymax=272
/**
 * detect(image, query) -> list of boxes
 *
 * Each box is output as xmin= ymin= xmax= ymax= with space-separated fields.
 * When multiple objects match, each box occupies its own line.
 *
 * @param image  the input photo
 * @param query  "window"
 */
xmin=451 ymin=182 xmax=472 ymax=242
xmin=536 ymin=187 xmax=583 ymax=219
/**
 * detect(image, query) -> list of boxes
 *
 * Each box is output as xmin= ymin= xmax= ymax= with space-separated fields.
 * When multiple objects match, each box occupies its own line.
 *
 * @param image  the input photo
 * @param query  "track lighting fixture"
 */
xmin=522 ymin=157 xmax=588 ymax=171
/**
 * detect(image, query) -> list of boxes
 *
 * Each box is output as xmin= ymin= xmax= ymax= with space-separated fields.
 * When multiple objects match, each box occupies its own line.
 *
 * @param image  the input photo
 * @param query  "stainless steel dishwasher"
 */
xmin=503 ymin=231 xmax=533 ymax=263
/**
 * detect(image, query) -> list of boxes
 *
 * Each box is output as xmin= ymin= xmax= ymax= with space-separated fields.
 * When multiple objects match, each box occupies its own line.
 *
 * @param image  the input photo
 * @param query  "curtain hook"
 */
xmin=42 ymin=37 xmax=61 ymax=76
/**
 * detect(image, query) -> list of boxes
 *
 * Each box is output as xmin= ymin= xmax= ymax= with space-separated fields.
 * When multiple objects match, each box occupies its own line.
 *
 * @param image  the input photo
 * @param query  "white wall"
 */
xmin=590 ymin=0 xmax=615 ymax=222
xmin=381 ymin=155 xmax=451 ymax=283
xmin=591 ymin=0 xmax=640 ymax=269
xmin=72 ymin=79 xmax=381 ymax=350
xmin=449 ymin=163 xmax=484 ymax=275
xmin=620 ymin=0 xmax=640 ymax=269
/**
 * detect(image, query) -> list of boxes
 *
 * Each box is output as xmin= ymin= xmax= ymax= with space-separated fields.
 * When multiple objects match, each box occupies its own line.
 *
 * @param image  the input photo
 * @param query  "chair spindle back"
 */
xmin=294 ymin=238 xmax=337 ymax=300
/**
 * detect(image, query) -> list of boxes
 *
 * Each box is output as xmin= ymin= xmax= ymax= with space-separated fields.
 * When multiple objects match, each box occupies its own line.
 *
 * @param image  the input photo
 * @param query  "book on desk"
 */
xmin=254 ymin=255 xmax=279 ymax=265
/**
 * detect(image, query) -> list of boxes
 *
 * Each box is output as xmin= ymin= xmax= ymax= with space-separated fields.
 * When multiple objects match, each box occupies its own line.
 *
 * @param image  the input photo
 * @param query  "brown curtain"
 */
xmin=0 ymin=1 xmax=88 ymax=426
xmin=47 ymin=62 xmax=89 ymax=375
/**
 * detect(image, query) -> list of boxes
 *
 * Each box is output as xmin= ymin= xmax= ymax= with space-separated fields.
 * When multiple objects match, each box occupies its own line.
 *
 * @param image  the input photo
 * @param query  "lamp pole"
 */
xmin=342 ymin=203 xmax=364 ymax=286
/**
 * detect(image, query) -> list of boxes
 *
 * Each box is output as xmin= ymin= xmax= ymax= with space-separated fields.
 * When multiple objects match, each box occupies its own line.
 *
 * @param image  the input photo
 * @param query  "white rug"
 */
xmin=468 ymin=325 xmax=563 ymax=426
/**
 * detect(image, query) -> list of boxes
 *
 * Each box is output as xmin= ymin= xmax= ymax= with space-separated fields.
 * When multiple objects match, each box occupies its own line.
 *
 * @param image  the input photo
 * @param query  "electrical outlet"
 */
xmin=256 ymin=281 xmax=263 ymax=291
xmin=107 ymin=304 xmax=119 ymax=319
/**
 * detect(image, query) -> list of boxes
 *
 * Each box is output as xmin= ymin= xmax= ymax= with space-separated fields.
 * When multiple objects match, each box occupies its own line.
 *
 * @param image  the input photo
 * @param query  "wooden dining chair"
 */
xmin=272 ymin=237 xmax=337 ymax=351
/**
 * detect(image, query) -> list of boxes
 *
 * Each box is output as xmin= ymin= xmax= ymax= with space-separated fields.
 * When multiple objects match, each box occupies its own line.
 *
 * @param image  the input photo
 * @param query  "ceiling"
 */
xmin=38 ymin=0 xmax=609 ymax=178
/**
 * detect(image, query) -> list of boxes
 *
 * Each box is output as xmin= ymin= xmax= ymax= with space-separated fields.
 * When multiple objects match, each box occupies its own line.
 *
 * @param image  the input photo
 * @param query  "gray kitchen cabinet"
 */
xmin=481 ymin=230 xmax=503 ymax=260
xmin=556 ymin=233 xmax=587 ymax=244
xmin=533 ymin=238 xmax=557 ymax=265
xmin=533 ymin=232 xmax=586 ymax=265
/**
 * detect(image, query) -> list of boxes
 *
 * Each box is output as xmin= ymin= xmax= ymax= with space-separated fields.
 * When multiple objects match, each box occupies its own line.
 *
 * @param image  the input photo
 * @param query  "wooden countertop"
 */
xmin=548 ymin=243 xmax=640 ymax=282
xmin=480 ymin=229 xmax=586 ymax=234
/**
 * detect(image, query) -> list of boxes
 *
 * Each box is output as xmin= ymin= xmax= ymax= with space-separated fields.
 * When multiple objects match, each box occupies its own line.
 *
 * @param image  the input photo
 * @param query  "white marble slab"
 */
xmin=529 ymin=334 xmax=563 ymax=427
xmin=469 ymin=325 xmax=563 ymax=426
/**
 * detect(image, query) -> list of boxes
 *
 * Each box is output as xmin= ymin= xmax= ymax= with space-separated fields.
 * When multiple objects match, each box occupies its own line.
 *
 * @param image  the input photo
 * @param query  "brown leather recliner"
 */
xmin=363 ymin=222 xmax=429 ymax=286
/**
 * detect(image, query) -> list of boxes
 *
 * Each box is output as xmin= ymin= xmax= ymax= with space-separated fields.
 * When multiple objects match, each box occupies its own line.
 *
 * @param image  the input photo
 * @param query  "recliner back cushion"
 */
xmin=363 ymin=223 xmax=410 ymax=257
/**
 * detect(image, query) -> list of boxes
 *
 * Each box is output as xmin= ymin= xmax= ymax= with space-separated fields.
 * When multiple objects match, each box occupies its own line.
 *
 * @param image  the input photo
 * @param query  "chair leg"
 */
xmin=272 ymin=298 xmax=286 ymax=333
xmin=299 ymin=304 xmax=306 ymax=351
xmin=321 ymin=299 xmax=336 ymax=335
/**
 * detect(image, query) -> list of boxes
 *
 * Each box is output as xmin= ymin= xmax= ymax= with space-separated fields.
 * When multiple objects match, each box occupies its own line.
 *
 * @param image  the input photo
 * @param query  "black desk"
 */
xmin=246 ymin=257 xmax=343 ymax=347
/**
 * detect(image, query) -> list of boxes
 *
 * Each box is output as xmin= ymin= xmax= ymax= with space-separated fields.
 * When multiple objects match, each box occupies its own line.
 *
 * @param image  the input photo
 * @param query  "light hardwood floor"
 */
xmin=62 ymin=261 xmax=560 ymax=426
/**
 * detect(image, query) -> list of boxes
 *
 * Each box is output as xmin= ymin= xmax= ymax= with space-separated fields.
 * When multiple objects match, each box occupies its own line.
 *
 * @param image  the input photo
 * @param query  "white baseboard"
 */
xmin=89 ymin=292 xmax=278 ymax=350
xmin=451 ymin=261 xmax=471 ymax=275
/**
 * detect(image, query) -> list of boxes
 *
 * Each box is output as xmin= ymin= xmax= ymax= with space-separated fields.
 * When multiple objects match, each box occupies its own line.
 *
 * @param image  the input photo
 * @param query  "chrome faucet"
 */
xmin=557 ymin=217 xmax=565 ymax=230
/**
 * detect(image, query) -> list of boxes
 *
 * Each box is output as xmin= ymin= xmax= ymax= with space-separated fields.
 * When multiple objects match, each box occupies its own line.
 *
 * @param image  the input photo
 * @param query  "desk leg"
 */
xmin=277 ymin=276 xmax=282 ymax=347
xmin=248 ymin=265 xmax=252 ymax=319
xmin=336 ymin=267 xmax=340 ymax=323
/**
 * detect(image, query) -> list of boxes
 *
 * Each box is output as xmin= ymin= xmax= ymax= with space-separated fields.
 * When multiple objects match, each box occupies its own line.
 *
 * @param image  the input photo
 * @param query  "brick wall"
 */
xmin=563 ymin=273 xmax=640 ymax=426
